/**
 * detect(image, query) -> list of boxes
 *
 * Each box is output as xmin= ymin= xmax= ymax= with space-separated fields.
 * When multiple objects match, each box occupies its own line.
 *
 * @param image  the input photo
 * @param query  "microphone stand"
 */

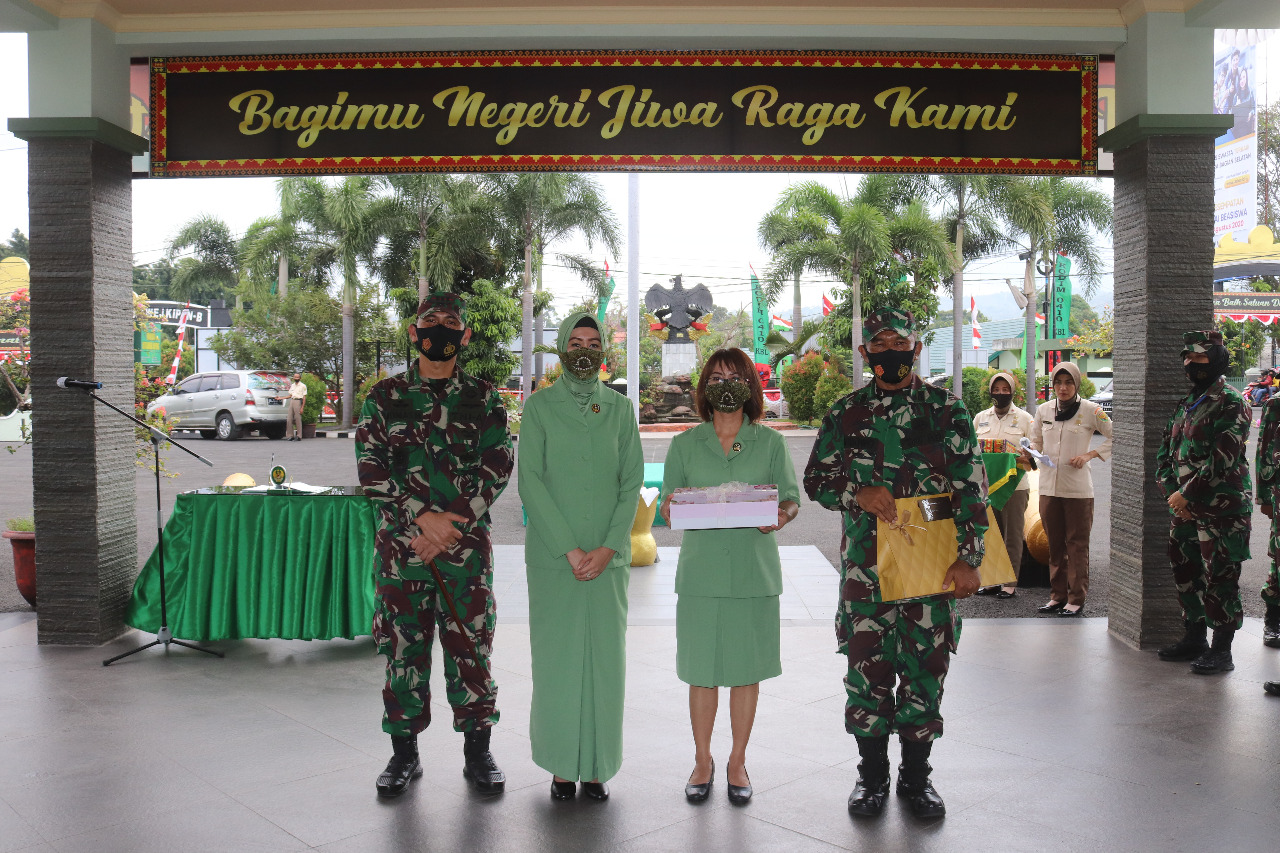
xmin=67 ymin=386 xmax=224 ymax=666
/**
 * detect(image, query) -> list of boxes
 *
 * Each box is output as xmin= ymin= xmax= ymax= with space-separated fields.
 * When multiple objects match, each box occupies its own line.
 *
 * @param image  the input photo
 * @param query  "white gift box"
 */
xmin=669 ymin=483 xmax=779 ymax=530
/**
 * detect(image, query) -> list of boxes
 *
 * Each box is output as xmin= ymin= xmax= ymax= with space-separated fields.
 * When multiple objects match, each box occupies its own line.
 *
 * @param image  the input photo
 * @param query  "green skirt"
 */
xmin=676 ymin=594 xmax=781 ymax=688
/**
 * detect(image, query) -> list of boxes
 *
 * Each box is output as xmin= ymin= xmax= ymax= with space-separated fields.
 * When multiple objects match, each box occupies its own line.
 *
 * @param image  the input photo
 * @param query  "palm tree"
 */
xmin=760 ymin=178 xmax=952 ymax=387
xmin=484 ymin=173 xmax=620 ymax=395
xmin=282 ymin=176 xmax=393 ymax=428
xmin=166 ymin=215 xmax=240 ymax=304
xmin=240 ymin=213 xmax=306 ymax=299
xmin=377 ymin=174 xmax=495 ymax=304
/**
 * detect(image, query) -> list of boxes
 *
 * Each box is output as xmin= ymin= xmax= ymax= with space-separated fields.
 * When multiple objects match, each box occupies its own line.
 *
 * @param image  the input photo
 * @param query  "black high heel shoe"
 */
xmin=685 ymin=759 xmax=714 ymax=803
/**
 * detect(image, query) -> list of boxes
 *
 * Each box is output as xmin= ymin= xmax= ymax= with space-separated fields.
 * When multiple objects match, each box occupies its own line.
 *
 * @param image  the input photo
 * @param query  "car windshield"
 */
xmin=249 ymin=372 xmax=290 ymax=391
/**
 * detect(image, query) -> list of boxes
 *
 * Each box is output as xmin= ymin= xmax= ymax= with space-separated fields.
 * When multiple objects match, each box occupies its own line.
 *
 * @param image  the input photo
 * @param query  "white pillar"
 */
xmin=627 ymin=173 xmax=640 ymax=418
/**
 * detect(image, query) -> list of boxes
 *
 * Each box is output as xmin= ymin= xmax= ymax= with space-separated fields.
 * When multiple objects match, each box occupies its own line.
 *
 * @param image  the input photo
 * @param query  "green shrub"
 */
xmin=354 ymin=372 xmax=385 ymax=425
xmin=813 ymin=365 xmax=854 ymax=418
xmin=934 ymin=367 xmax=996 ymax=417
xmin=301 ymin=373 xmax=328 ymax=424
xmin=6 ymin=516 xmax=34 ymax=532
xmin=779 ymin=351 xmax=826 ymax=424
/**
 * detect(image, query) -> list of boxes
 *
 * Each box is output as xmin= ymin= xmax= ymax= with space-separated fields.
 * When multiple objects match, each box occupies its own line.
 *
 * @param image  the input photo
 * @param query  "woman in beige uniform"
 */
xmin=973 ymin=372 xmax=1034 ymax=598
xmin=1031 ymin=362 xmax=1113 ymax=617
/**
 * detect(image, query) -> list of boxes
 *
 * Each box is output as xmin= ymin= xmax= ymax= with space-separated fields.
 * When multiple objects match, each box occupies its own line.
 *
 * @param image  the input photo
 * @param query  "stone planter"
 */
xmin=3 ymin=530 xmax=36 ymax=608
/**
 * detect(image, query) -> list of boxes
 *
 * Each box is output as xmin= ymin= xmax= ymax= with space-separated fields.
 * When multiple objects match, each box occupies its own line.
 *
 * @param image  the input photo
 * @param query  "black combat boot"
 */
xmin=1157 ymin=620 xmax=1208 ymax=661
xmin=895 ymin=739 xmax=946 ymax=818
xmin=1263 ymin=604 xmax=1280 ymax=649
xmin=375 ymin=734 xmax=421 ymax=798
xmin=847 ymin=735 xmax=891 ymax=817
xmin=462 ymin=727 xmax=506 ymax=794
xmin=1191 ymin=627 xmax=1236 ymax=674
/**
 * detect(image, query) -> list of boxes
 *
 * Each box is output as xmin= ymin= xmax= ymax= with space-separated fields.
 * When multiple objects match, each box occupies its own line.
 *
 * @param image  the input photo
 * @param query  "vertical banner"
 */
xmin=1212 ymin=36 xmax=1260 ymax=243
xmin=597 ymin=261 xmax=616 ymax=326
xmin=1050 ymin=255 xmax=1073 ymax=340
xmin=749 ymin=268 xmax=771 ymax=366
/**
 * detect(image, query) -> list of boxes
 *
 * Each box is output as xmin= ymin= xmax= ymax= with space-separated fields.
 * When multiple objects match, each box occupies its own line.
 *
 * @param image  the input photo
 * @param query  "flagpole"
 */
xmin=626 ymin=174 xmax=640 ymax=418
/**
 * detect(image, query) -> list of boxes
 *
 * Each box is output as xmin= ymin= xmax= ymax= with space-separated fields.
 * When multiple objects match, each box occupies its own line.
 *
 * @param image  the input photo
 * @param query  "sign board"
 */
xmin=1049 ymin=255 xmax=1073 ymax=340
xmin=134 ymin=321 xmax=162 ymax=365
xmin=1214 ymin=291 xmax=1280 ymax=313
xmin=150 ymin=51 xmax=1097 ymax=177
xmin=144 ymin=301 xmax=211 ymax=328
xmin=0 ymin=330 xmax=23 ymax=350
xmin=1212 ymin=39 xmax=1262 ymax=244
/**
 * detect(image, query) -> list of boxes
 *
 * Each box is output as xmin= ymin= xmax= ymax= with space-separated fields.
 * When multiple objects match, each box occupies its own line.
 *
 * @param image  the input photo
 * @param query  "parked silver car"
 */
xmin=147 ymin=370 xmax=292 ymax=440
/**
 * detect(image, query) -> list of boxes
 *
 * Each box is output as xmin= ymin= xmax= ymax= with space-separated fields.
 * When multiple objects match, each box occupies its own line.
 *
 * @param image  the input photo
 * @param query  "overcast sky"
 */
xmin=8 ymin=32 xmax=1274 ymax=323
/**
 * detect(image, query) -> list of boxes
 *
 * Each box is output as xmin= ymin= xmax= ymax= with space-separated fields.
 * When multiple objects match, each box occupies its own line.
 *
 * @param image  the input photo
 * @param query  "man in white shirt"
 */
xmin=287 ymin=373 xmax=307 ymax=441
xmin=973 ymin=372 xmax=1035 ymax=598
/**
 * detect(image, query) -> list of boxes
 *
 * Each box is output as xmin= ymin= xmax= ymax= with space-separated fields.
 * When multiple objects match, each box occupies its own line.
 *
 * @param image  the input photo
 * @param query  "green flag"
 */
xmin=750 ymin=267 xmax=770 ymax=365
xmin=596 ymin=261 xmax=616 ymax=326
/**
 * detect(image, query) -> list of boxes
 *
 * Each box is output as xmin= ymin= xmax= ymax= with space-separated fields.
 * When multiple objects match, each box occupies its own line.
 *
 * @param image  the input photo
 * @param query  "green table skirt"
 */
xmin=126 ymin=492 xmax=378 ymax=641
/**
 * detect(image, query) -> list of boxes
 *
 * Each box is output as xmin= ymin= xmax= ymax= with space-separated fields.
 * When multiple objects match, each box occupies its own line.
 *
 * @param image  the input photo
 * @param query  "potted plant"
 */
xmin=300 ymin=372 xmax=327 ymax=438
xmin=4 ymin=516 xmax=35 ymax=608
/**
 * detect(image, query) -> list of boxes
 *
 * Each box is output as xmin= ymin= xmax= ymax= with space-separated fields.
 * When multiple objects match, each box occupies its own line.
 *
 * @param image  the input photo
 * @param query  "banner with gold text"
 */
xmin=150 ymin=51 xmax=1098 ymax=178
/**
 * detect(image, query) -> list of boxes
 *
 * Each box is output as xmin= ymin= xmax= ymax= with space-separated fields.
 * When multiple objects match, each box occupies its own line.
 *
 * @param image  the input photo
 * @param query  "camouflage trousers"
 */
xmin=843 ymin=597 xmax=959 ymax=743
xmin=1169 ymin=514 xmax=1249 ymax=631
xmin=1264 ymin=515 xmax=1280 ymax=606
xmin=373 ymin=556 xmax=499 ymax=736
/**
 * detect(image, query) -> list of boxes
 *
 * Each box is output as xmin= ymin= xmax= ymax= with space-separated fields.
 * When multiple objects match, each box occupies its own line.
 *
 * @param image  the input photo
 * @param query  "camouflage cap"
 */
xmin=416 ymin=292 xmax=466 ymax=324
xmin=863 ymin=307 xmax=917 ymax=342
xmin=1181 ymin=329 xmax=1223 ymax=356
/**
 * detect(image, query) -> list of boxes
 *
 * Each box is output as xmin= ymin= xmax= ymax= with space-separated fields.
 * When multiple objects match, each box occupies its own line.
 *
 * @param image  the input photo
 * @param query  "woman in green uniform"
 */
xmin=659 ymin=348 xmax=800 ymax=806
xmin=518 ymin=313 xmax=644 ymax=801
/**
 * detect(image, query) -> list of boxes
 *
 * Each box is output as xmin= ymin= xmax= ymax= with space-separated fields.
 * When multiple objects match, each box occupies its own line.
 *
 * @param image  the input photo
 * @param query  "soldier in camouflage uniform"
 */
xmin=803 ymin=308 xmax=987 ymax=820
xmin=1253 ymin=392 xmax=1280 ymax=655
xmin=355 ymin=292 xmax=514 ymax=797
xmin=1155 ymin=330 xmax=1251 ymax=675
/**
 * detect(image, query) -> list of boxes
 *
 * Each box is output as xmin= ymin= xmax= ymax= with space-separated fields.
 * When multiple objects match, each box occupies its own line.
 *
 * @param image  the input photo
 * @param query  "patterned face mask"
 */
xmin=707 ymin=379 xmax=751 ymax=413
xmin=562 ymin=347 xmax=606 ymax=380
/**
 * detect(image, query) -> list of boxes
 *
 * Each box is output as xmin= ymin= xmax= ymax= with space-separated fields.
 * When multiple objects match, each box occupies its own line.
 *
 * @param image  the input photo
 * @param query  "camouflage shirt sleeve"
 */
xmin=354 ymin=383 xmax=407 ymax=533
xmin=1155 ymin=404 xmax=1181 ymax=498
xmin=946 ymin=396 xmax=989 ymax=564
xmin=1257 ymin=398 xmax=1280 ymax=504
xmin=443 ymin=384 xmax=513 ymax=528
xmin=803 ymin=399 xmax=860 ymax=514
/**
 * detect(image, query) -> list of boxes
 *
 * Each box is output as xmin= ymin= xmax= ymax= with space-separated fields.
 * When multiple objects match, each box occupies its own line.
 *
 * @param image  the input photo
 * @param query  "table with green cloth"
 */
xmin=982 ymin=452 xmax=1027 ymax=512
xmin=125 ymin=486 xmax=377 ymax=642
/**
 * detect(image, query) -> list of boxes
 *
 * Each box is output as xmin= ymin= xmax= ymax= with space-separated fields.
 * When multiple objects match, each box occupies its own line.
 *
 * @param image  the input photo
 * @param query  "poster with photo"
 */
xmin=1213 ymin=41 xmax=1259 ymax=244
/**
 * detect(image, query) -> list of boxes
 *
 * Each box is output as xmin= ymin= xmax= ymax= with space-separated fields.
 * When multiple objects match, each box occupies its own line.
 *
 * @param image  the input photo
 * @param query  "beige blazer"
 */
xmin=974 ymin=405 xmax=1036 ymax=491
xmin=1031 ymin=397 xmax=1113 ymax=498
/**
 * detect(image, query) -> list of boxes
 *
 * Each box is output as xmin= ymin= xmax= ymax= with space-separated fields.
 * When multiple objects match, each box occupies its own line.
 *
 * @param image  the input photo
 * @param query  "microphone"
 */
xmin=56 ymin=377 xmax=103 ymax=390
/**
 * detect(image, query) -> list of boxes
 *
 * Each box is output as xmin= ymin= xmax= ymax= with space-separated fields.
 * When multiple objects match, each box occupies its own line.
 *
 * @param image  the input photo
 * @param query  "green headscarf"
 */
xmin=557 ymin=312 xmax=604 ymax=408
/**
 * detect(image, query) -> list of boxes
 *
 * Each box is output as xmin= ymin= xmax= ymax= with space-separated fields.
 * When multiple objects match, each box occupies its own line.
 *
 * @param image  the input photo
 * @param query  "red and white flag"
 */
xmin=970 ymin=296 xmax=981 ymax=349
xmin=822 ymin=294 xmax=834 ymax=316
xmin=166 ymin=303 xmax=190 ymax=384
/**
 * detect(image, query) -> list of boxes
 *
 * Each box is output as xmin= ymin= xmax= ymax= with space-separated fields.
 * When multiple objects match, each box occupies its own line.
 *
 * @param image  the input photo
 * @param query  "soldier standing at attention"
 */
xmin=355 ymin=293 xmax=514 ymax=797
xmin=1155 ymin=330 xmax=1251 ymax=675
xmin=1254 ymin=387 xmax=1280 ymax=698
xmin=804 ymin=308 xmax=987 ymax=820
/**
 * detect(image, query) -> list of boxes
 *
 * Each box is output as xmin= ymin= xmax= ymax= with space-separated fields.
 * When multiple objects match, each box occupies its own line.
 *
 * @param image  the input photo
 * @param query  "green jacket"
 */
xmin=1156 ymin=377 xmax=1252 ymax=517
xmin=661 ymin=420 xmax=801 ymax=598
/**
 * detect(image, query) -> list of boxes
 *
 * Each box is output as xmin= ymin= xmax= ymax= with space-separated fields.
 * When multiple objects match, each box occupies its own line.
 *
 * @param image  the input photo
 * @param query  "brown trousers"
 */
xmin=287 ymin=398 xmax=304 ymax=436
xmin=1040 ymin=495 xmax=1094 ymax=606
xmin=993 ymin=488 xmax=1029 ymax=584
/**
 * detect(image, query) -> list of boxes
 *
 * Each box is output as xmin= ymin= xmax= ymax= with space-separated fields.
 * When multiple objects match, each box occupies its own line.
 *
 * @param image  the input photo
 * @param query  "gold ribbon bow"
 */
xmin=886 ymin=508 xmax=928 ymax=547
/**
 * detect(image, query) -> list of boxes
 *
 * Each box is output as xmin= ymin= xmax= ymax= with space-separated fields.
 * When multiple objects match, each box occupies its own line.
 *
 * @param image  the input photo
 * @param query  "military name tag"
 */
xmin=384 ymin=398 xmax=414 ymax=422
xmin=916 ymin=496 xmax=955 ymax=522
xmin=453 ymin=384 xmax=486 ymax=422
xmin=902 ymin=429 xmax=944 ymax=449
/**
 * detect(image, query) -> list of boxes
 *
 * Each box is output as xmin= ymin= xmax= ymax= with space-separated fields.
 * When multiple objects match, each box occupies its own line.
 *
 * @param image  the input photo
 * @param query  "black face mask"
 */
xmin=992 ymin=393 xmax=1014 ymax=410
xmin=1185 ymin=346 xmax=1230 ymax=392
xmin=415 ymin=324 xmax=465 ymax=362
xmin=867 ymin=349 xmax=916 ymax=385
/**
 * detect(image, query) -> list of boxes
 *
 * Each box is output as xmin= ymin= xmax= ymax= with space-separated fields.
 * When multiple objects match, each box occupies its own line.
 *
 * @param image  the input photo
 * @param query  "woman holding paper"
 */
xmin=660 ymin=348 xmax=801 ymax=806
xmin=518 ymin=313 xmax=644 ymax=802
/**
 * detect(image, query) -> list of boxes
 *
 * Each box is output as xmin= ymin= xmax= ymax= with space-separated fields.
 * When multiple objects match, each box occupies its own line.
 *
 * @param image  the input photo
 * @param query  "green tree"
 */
xmin=282 ymin=176 xmax=395 ymax=427
xmin=1216 ymin=316 xmax=1265 ymax=377
xmin=779 ymin=350 xmax=828 ymax=423
xmin=456 ymin=278 xmax=521 ymax=386
xmin=1259 ymin=103 xmax=1279 ymax=233
xmin=485 ymin=173 xmax=620 ymax=395
xmin=1069 ymin=305 xmax=1114 ymax=357
xmin=167 ymin=215 xmax=241 ymax=304
xmin=132 ymin=258 xmax=176 ymax=299
xmin=760 ymin=178 xmax=952 ymax=387
xmin=0 ymin=229 xmax=28 ymax=261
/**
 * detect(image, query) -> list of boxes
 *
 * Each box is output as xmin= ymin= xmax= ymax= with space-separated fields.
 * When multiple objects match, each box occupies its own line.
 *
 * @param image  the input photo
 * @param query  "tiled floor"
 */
xmin=1 ymin=547 xmax=1278 ymax=852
